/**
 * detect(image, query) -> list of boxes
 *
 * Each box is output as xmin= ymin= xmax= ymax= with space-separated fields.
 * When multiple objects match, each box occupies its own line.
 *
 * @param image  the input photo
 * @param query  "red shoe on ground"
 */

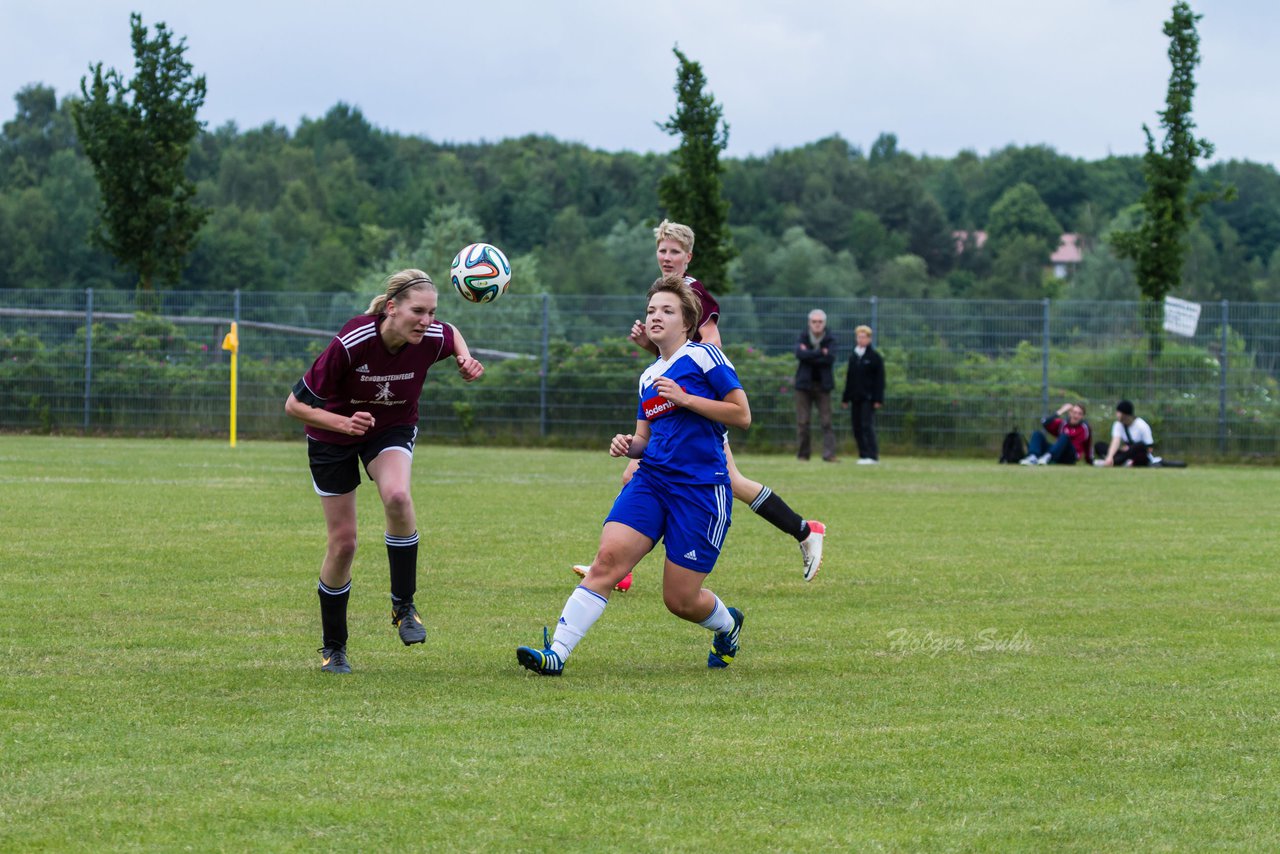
xmin=571 ymin=565 xmax=633 ymax=592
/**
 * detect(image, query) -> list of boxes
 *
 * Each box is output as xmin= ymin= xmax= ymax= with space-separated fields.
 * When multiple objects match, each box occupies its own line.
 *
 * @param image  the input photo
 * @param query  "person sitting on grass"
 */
xmin=1020 ymin=402 xmax=1093 ymax=466
xmin=1095 ymin=399 xmax=1158 ymax=467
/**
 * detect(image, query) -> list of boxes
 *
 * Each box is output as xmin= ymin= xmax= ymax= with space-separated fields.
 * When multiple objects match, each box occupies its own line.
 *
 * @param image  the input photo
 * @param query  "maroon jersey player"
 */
xmin=285 ymin=269 xmax=484 ymax=673
xmin=573 ymin=220 xmax=827 ymax=590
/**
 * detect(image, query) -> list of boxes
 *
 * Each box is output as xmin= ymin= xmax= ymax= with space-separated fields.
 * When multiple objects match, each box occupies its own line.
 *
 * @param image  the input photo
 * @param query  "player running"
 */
xmin=572 ymin=219 xmax=825 ymax=591
xmin=285 ymin=270 xmax=485 ymax=673
xmin=519 ymin=276 xmax=749 ymax=675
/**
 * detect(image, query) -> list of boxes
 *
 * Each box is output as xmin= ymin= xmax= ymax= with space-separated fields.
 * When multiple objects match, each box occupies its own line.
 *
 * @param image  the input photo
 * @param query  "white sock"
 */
xmin=550 ymin=586 xmax=608 ymax=660
xmin=698 ymin=594 xmax=735 ymax=633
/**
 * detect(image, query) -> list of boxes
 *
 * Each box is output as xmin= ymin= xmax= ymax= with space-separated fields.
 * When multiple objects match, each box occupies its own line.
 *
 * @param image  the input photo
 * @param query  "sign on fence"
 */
xmin=1163 ymin=296 xmax=1202 ymax=338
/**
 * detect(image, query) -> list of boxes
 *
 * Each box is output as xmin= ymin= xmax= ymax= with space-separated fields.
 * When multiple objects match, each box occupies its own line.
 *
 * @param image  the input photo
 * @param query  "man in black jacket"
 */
xmin=794 ymin=309 xmax=838 ymax=461
xmin=841 ymin=324 xmax=885 ymax=464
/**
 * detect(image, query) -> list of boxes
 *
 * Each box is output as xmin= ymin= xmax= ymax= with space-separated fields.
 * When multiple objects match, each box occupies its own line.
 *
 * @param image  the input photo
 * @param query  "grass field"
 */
xmin=2 ymin=437 xmax=1278 ymax=851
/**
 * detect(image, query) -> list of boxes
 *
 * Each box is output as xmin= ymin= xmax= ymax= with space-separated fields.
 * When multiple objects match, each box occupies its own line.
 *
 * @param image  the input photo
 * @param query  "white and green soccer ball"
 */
xmin=450 ymin=242 xmax=512 ymax=303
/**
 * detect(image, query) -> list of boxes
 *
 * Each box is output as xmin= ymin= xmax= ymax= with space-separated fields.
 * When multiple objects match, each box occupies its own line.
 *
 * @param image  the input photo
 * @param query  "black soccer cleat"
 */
xmin=319 ymin=646 xmax=351 ymax=674
xmin=392 ymin=601 xmax=427 ymax=645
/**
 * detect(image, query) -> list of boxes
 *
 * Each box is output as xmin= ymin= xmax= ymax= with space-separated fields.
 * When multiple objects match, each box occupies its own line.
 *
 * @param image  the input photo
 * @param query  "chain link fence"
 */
xmin=2 ymin=289 xmax=1277 ymax=461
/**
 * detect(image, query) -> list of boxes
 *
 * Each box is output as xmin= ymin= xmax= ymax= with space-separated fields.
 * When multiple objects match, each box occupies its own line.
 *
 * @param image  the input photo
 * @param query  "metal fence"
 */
xmin=2 ymin=289 xmax=1277 ymax=461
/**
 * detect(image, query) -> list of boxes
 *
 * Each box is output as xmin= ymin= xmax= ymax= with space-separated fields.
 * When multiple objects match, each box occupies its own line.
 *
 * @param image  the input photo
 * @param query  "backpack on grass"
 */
xmin=999 ymin=429 xmax=1027 ymax=464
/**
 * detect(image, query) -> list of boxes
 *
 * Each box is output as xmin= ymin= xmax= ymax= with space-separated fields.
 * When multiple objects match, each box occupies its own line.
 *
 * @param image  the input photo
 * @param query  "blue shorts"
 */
xmin=604 ymin=467 xmax=731 ymax=573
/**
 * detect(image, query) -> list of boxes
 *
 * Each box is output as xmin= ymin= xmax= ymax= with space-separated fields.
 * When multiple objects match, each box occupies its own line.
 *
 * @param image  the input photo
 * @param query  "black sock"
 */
xmin=386 ymin=531 xmax=419 ymax=605
xmin=749 ymin=486 xmax=809 ymax=542
xmin=317 ymin=578 xmax=350 ymax=651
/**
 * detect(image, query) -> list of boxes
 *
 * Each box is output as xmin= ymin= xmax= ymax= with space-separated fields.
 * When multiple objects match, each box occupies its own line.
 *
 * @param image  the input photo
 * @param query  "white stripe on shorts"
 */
xmin=708 ymin=483 xmax=729 ymax=549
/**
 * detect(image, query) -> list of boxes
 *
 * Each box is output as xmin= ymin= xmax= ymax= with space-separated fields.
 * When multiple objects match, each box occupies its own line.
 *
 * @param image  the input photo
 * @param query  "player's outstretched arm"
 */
xmin=448 ymin=323 xmax=485 ymax=382
xmin=653 ymin=379 xmax=750 ymax=431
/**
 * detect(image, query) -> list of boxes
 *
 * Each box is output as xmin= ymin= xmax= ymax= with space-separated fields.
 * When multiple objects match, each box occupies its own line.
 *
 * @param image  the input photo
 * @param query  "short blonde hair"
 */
xmin=654 ymin=219 xmax=695 ymax=254
xmin=855 ymin=325 xmax=873 ymax=337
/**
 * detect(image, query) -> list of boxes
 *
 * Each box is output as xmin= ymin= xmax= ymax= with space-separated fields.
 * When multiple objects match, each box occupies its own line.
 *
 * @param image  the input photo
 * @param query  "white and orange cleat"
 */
xmin=571 ymin=565 xmax=633 ymax=592
xmin=799 ymin=521 xmax=826 ymax=581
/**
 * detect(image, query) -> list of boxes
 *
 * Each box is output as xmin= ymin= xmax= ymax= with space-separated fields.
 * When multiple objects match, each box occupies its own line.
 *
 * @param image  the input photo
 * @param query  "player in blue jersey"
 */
xmin=285 ymin=269 xmax=484 ymax=673
xmin=572 ymin=219 xmax=826 ymax=590
xmin=518 ymin=276 xmax=751 ymax=675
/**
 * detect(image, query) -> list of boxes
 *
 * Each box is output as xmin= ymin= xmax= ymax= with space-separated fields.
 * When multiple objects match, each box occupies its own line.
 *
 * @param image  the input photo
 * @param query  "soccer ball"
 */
xmin=450 ymin=243 xmax=511 ymax=303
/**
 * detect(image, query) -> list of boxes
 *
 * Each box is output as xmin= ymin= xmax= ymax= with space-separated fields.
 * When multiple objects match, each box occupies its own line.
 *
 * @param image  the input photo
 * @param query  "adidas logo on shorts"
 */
xmin=684 ymin=549 xmax=698 ymax=561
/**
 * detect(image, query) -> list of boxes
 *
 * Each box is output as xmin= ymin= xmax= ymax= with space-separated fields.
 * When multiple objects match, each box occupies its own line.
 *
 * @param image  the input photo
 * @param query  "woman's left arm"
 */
xmin=447 ymin=323 xmax=485 ymax=382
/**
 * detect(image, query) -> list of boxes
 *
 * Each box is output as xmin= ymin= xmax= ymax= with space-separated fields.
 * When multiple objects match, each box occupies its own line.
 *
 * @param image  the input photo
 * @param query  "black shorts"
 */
xmin=307 ymin=425 xmax=417 ymax=496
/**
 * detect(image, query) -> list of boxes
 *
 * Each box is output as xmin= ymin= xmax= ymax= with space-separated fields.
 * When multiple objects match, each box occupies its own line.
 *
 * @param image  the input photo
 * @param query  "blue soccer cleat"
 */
xmin=708 ymin=607 xmax=744 ymax=668
xmin=517 ymin=627 xmax=564 ymax=676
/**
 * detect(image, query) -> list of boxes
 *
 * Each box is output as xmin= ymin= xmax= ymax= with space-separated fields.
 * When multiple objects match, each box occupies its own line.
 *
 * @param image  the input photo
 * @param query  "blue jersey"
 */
xmin=635 ymin=341 xmax=743 ymax=485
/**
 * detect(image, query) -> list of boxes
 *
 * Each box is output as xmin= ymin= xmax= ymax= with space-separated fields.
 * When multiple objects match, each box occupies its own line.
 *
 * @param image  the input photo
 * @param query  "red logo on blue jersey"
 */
xmin=642 ymin=390 xmax=683 ymax=421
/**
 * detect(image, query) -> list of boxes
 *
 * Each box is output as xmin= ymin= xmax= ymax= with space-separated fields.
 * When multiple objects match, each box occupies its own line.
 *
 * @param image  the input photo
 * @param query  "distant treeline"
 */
xmin=3 ymin=83 xmax=1279 ymax=302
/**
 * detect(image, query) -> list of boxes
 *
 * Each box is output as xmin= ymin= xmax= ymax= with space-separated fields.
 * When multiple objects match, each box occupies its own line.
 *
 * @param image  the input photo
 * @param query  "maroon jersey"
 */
xmin=684 ymin=276 xmax=720 ymax=342
xmin=296 ymin=314 xmax=456 ymax=445
xmin=1042 ymin=415 xmax=1094 ymax=463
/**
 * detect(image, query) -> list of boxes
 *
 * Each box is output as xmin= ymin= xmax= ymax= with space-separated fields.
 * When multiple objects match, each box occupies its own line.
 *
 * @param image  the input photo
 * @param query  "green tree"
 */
xmin=981 ymin=183 xmax=1062 ymax=299
xmin=977 ymin=144 xmax=1088 ymax=228
xmin=905 ymin=193 xmax=955 ymax=276
xmin=1075 ymin=211 xmax=1141 ymax=302
xmin=72 ymin=13 xmax=207 ymax=291
xmin=1 ymin=85 xmax=78 ymax=188
xmin=183 ymin=205 xmax=280 ymax=292
xmin=847 ymin=210 xmax=905 ymax=272
xmin=875 ymin=254 xmax=934 ymax=299
xmin=1261 ymin=248 xmax=1280 ymax=302
xmin=1111 ymin=1 xmax=1231 ymax=357
xmin=986 ymin=182 xmax=1062 ymax=254
xmin=658 ymin=46 xmax=735 ymax=293
xmin=730 ymin=225 xmax=863 ymax=298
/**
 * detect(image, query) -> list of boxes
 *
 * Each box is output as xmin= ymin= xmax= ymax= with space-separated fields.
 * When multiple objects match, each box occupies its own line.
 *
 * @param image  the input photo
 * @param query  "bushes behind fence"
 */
xmin=1 ymin=312 xmax=1276 ymax=460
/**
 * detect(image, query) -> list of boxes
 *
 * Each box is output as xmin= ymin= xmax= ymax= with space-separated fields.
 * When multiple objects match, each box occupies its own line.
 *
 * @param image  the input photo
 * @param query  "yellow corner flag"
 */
xmin=221 ymin=323 xmax=239 ymax=353
xmin=223 ymin=322 xmax=239 ymax=447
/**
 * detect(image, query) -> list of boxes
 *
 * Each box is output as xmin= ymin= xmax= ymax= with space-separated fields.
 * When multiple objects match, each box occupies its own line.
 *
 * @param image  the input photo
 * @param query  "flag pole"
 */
xmin=222 ymin=322 xmax=239 ymax=447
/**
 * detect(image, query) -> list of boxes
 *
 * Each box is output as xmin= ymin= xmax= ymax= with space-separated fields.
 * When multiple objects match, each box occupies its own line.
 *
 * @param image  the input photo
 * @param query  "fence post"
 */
xmin=1219 ymin=299 xmax=1229 ymax=456
xmin=539 ymin=293 xmax=550 ymax=438
xmin=870 ymin=295 xmax=878 ymax=337
xmin=1041 ymin=298 xmax=1050 ymax=416
xmin=83 ymin=288 xmax=94 ymax=433
xmin=234 ymin=288 xmax=241 ymax=325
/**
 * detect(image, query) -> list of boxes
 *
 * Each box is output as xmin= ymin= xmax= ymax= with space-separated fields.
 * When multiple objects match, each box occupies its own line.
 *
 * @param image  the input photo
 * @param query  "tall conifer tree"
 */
xmin=658 ymin=47 xmax=735 ymax=293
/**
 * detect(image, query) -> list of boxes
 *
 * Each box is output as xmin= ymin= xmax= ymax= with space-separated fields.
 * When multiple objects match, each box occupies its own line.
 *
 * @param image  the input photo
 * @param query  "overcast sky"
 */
xmin=2 ymin=1 xmax=1275 ymax=167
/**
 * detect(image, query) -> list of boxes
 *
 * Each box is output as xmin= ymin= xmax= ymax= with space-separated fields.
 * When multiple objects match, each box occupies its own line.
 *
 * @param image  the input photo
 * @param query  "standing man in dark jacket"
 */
xmin=794 ymin=309 xmax=838 ymax=462
xmin=841 ymin=324 xmax=885 ymax=464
